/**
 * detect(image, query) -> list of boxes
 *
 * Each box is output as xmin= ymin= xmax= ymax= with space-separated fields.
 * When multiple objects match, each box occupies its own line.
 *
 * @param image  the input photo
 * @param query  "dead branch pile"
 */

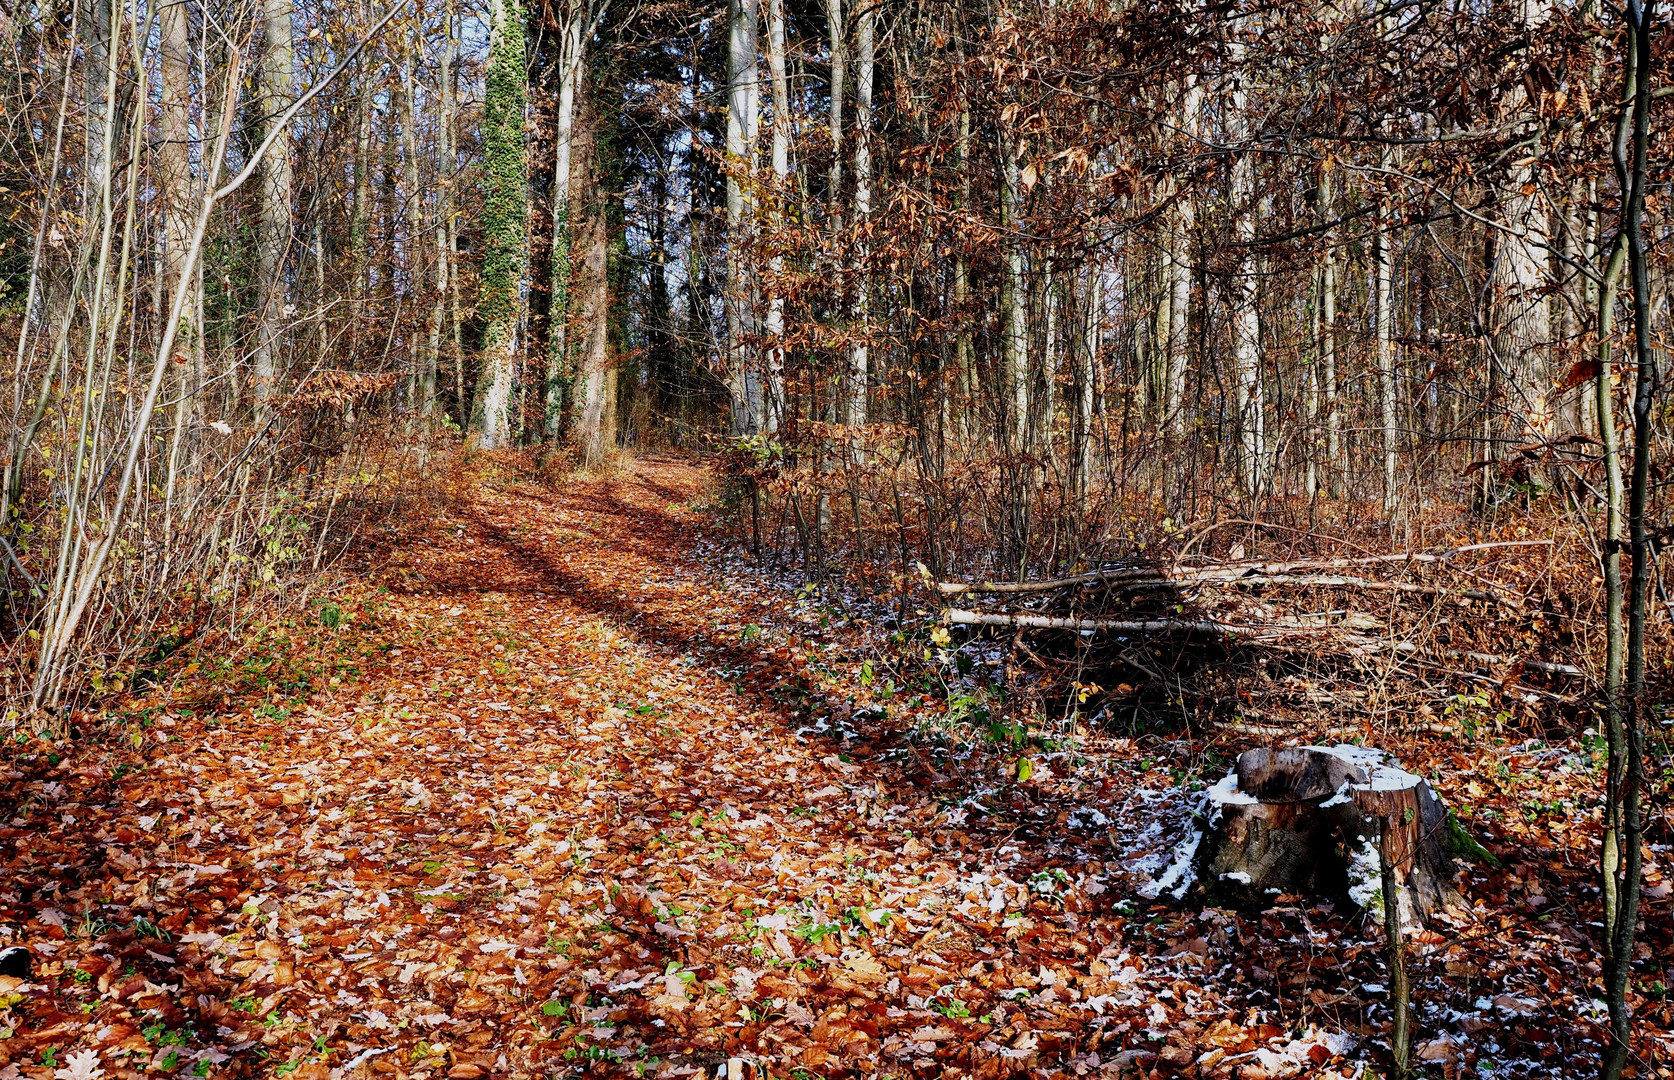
xmin=918 ymin=539 xmax=1590 ymax=730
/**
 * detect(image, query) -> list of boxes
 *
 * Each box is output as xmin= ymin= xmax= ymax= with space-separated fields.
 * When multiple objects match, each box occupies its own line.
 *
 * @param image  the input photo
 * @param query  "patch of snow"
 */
xmin=1140 ymin=822 xmax=1203 ymax=900
xmin=1319 ymin=783 xmax=1354 ymax=808
xmin=1067 ymin=807 xmax=1110 ymax=829
xmin=1308 ymin=743 xmax=1389 ymax=770
xmin=1311 ymin=743 xmax=1421 ymax=792
xmin=1347 ymin=833 xmax=1384 ymax=914
xmin=1205 ymin=772 xmax=1258 ymax=806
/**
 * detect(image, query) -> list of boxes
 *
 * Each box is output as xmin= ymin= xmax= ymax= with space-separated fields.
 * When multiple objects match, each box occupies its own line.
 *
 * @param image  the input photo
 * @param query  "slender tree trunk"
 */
xmin=1318 ymin=169 xmax=1342 ymax=496
xmin=351 ymin=0 xmax=375 ymax=335
xmin=724 ymin=0 xmax=760 ymax=435
xmin=253 ymin=0 xmax=294 ymax=421
xmin=953 ymin=85 xmax=972 ymax=443
xmin=1376 ymin=146 xmax=1399 ymax=511
xmin=1602 ymin=11 xmax=1654 ymax=1078
xmin=546 ymin=1 xmax=588 ymax=441
xmin=1226 ymin=51 xmax=1263 ymax=496
xmin=1560 ymin=183 xmax=1586 ymax=434
xmin=82 ymin=0 xmax=110 ymax=216
xmin=1491 ymin=0 xmax=1555 ymax=440
xmin=158 ymin=0 xmax=195 ymax=419
xmin=573 ymin=86 xmax=613 ymax=465
xmin=445 ymin=3 xmax=464 ymax=424
xmin=1163 ymin=75 xmax=1199 ymax=439
xmin=1075 ymin=262 xmax=1099 ymax=493
xmin=843 ymin=0 xmax=872 ymax=433
xmin=421 ymin=11 xmax=453 ymax=422
xmin=824 ymin=0 xmax=844 ymax=467
xmin=999 ymin=127 xmax=1027 ymax=449
xmin=469 ymin=0 xmax=529 ymax=448
xmin=827 ymin=0 xmax=845 ymax=229
xmin=1306 ymin=252 xmax=1321 ymax=500
xmin=763 ymin=0 xmax=789 ymax=433
xmin=398 ymin=21 xmax=425 ymax=417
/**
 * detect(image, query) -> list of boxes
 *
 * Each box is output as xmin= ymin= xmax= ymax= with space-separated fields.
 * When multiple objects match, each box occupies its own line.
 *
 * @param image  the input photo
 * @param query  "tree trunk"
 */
xmin=444 ymin=2 xmax=464 ymax=424
xmin=724 ymin=0 xmax=760 ymax=435
xmin=999 ymin=127 xmax=1027 ymax=450
xmin=157 ymin=0 xmax=195 ymax=418
xmin=398 ymin=22 xmax=424 ymax=417
xmin=421 ymin=10 xmax=454 ymax=422
xmin=1318 ymin=169 xmax=1342 ymax=496
xmin=82 ymin=0 xmax=110 ymax=217
xmin=826 ymin=0 xmax=845 ymax=227
xmin=546 ymin=0 xmax=589 ymax=442
xmin=572 ymin=90 xmax=613 ymax=466
xmin=843 ymin=0 xmax=872 ymax=434
xmin=469 ymin=0 xmax=529 ymax=448
xmin=953 ymin=86 xmax=972 ymax=443
xmin=1375 ymin=148 xmax=1398 ymax=511
xmin=1074 ymin=263 xmax=1099 ymax=493
xmin=1602 ymin=11 xmax=1654 ymax=1077
xmin=1491 ymin=0 xmax=1555 ymax=442
xmin=1163 ymin=75 xmax=1198 ymax=439
xmin=253 ymin=0 xmax=293 ymax=421
xmin=763 ymin=0 xmax=789 ymax=434
xmin=1226 ymin=55 xmax=1263 ymax=495
xmin=351 ymin=0 xmax=375 ymax=335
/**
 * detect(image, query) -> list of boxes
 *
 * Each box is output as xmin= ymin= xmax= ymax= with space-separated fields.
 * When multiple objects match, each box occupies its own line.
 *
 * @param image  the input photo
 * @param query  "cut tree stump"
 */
xmin=1186 ymin=745 xmax=1463 ymax=928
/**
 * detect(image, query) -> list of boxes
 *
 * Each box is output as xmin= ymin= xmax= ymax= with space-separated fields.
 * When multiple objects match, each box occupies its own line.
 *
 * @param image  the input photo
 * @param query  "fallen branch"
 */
xmin=918 ymin=562 xmax=1157 ymax=596
xmin=919 ymin=554 xmax=1528 ymax=607
xmin=1129 ymin=572 xmax=1516 ymax=607
xmin=943 ymin=607 xmax=1327 ymax=642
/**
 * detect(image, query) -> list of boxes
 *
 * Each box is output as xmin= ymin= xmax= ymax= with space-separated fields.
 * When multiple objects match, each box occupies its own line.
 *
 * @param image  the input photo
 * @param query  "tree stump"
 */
xmin=1188 ymin=745 xmax=1462 ymax=928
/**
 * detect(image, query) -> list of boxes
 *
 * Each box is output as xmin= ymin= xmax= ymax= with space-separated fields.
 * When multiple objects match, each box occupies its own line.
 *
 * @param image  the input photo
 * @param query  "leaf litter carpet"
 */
xmin=0 ymin=457 xmax=1660 ymax=1079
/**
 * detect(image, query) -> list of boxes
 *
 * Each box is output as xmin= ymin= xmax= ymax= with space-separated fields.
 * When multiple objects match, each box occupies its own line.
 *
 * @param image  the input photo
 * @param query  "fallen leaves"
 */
xmin=50 ymin=1049 xmax=101 ymax=1080
xmin=0 ymin=459 xmax=1658 ymax=1079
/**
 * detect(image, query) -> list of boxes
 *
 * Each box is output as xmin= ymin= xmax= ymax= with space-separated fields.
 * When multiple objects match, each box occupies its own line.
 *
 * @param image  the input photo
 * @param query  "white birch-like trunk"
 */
xmin=1225 ymin=53 xmax=1263 ymax=495
xmin=763 ymin=0 xmax=789 ymax=433
xmin=725 ymin=0 xmax=761 ymax=435
xmin=1375 ymin=152 xmax=1399 ymax=511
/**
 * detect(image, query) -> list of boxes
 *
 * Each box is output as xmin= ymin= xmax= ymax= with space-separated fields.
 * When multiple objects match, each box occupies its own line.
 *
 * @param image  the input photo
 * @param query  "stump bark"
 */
xmin=1192 ymin=745 xmax=1462 ymax=928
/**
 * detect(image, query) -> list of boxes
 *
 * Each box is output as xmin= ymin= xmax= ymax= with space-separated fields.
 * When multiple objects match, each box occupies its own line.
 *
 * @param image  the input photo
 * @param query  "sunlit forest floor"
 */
xmin=0 ymin=456 xmax=1669 ymax=1079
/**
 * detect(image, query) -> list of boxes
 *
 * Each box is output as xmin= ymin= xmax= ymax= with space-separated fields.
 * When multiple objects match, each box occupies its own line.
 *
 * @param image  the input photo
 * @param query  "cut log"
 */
xmin=1158 ymin=745 xmax=1463 ymax=928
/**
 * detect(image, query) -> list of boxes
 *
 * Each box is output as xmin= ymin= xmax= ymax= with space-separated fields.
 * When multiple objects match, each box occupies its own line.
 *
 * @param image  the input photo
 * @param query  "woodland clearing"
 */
xmin=0 ymin=456 xmax=1665 ymax=1080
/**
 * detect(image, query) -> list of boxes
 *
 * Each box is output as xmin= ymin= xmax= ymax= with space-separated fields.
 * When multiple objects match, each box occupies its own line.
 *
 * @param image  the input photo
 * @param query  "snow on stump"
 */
xmin=1186 ymin=745 xmax=1461 ymax=928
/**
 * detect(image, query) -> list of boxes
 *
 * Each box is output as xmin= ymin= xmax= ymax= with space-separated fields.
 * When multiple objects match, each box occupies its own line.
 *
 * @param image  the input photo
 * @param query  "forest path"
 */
xmin=0 ymin=456 xmax=1603 ymax=1079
